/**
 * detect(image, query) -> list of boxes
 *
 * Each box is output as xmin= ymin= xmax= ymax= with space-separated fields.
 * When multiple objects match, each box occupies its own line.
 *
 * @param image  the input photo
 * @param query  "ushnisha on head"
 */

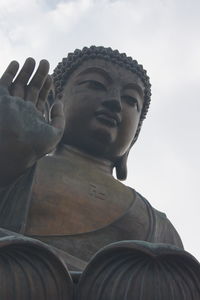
xmin=51 ymin=46 xmax=152 ymax=180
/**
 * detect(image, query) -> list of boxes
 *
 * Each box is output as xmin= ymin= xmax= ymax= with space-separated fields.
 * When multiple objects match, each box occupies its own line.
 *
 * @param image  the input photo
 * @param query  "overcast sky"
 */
xmin=0 ymin=0 xmax=199 ymax=260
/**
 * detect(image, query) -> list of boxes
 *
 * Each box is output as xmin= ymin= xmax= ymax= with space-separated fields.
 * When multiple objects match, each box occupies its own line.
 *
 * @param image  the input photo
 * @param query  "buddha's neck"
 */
xmin=54 ymin=144 xmax=114 ymax=176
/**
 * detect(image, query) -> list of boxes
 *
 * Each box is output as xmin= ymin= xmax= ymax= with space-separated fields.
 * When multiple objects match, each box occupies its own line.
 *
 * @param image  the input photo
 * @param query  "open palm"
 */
xmin=0 ymin=58 xmax=65 ymax=157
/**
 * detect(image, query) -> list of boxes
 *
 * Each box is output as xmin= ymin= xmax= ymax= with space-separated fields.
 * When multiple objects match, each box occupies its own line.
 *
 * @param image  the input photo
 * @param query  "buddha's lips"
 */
xmin=95 ymin=110 xmax=121 ymax=127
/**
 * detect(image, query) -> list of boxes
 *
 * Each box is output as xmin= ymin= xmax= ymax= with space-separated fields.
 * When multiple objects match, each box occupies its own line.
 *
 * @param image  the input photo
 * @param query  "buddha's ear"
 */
xmin=115 ymin=126 xmax=141 ymax=181
xmin=115 ymin=151 xmax=129 ymax=181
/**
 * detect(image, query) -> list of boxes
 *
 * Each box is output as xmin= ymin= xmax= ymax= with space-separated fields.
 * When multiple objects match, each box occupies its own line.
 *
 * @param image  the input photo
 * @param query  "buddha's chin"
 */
xmin=83 ymin=127 xmax=116 ymax=158
xmin=61 ymin=120 xmax=118 ymax=160
xmin=71 ymin=126 xmax=115 ymax=160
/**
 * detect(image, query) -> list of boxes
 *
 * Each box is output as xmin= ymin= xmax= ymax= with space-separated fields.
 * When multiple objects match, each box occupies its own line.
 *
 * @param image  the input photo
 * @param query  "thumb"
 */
xmin=50 ymin=101 xmax=65 ymax=130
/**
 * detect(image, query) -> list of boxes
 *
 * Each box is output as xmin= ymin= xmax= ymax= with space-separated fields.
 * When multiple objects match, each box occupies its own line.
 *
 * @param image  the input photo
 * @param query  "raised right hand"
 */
xmin=0 ymin=58 xmax=65 ymax=155
xmin=0 ymin=58 xmax=65 ymax=185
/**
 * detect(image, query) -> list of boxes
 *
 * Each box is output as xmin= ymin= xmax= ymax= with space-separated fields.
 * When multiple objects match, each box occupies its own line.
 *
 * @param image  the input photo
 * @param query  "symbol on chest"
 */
xmin=89 ymin=183 xmax=107 ymax=201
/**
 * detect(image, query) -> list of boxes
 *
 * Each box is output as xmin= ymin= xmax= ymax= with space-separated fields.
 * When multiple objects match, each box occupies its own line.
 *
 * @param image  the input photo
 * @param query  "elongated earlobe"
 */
xmin=115 ymin=151 xmax=129 ymax=181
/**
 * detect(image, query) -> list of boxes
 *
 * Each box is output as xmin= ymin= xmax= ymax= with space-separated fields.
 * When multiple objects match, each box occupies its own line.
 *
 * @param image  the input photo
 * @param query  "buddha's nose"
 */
xmin=102 ymin=99 xmax=122 ymax=112
xmin=102 ymin=88 xmax=122 ymax=112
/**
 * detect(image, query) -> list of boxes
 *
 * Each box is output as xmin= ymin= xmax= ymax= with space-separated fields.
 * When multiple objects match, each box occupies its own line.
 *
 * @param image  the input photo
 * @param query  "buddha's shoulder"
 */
xmin=114 ymin=189 xmax=183 ymax=248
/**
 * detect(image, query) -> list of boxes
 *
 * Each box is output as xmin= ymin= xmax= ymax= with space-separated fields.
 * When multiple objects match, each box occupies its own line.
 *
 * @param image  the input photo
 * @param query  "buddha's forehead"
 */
xmin=68 ymin=58 xmax=145 ymax=90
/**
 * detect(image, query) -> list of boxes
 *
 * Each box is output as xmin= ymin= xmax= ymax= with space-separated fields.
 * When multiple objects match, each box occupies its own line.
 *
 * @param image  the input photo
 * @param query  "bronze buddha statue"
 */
xmin=1 ymin=46 xmax=199 ymax=300
xmin=0 ymin=46 xmax=183 ymax=272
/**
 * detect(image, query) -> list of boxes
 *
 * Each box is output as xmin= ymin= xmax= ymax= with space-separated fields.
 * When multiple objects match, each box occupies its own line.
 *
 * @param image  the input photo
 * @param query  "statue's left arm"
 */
xmin=133 ymin=191 xmax=184 ymax=249
xmin=153 ymin=208 xmax=184 ymax=248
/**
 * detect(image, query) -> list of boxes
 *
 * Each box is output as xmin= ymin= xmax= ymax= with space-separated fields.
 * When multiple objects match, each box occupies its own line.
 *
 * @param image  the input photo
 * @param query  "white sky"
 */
xmin=0 ymin=0 xmax=199 ymax=260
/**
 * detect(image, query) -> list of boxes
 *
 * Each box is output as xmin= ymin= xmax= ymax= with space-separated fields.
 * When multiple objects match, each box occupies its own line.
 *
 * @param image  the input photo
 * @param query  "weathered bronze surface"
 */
xmin=77 ymin=240 xmax=200 ymax=299
xmin=0 ymin=233 xmax=73 ymax=300
xmin=0 ymin=46 xmax=199 ymax=298
xmin=25 ymin=147 xmax=133 ymax=235
xmin=0 ymin=233 xmax=199 ymax=299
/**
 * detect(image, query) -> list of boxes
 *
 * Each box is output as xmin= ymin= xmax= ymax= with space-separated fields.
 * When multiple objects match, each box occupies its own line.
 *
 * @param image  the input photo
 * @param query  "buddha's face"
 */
xmin=60 ymin=58 xmax=145 ymax=162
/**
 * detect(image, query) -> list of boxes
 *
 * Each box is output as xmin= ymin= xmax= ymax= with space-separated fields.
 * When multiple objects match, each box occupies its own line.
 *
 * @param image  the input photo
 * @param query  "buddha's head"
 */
xmin=51 ymin=46 xmax=151 ymax=180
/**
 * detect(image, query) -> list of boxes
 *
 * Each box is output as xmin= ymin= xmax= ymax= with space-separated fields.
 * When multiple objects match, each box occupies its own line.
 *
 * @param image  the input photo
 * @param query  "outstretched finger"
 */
xmin=26 ymin=59 xmax=50 ymax=104
xmin=50 ymin=101 xmax=65 ymax=130
xmin=10 ymin=57 xmax=36 ymax=98
xmin=36 ymin=75 xmax=52 ymax=113
xmin=0 ymin=61 xmax=19 ymax=88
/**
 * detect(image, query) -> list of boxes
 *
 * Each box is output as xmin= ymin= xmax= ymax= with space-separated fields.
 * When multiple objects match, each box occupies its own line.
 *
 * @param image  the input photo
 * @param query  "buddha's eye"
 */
xmin=78 ymin=80 xmax=106 ymax=91
xmin=122 ymin=96 xmax=139 ymax=111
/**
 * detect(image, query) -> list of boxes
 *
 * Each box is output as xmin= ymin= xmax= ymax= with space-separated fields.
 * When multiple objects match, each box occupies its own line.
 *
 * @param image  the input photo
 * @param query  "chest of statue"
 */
xmin=25 ymin=148 xmax=134 ymax=236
